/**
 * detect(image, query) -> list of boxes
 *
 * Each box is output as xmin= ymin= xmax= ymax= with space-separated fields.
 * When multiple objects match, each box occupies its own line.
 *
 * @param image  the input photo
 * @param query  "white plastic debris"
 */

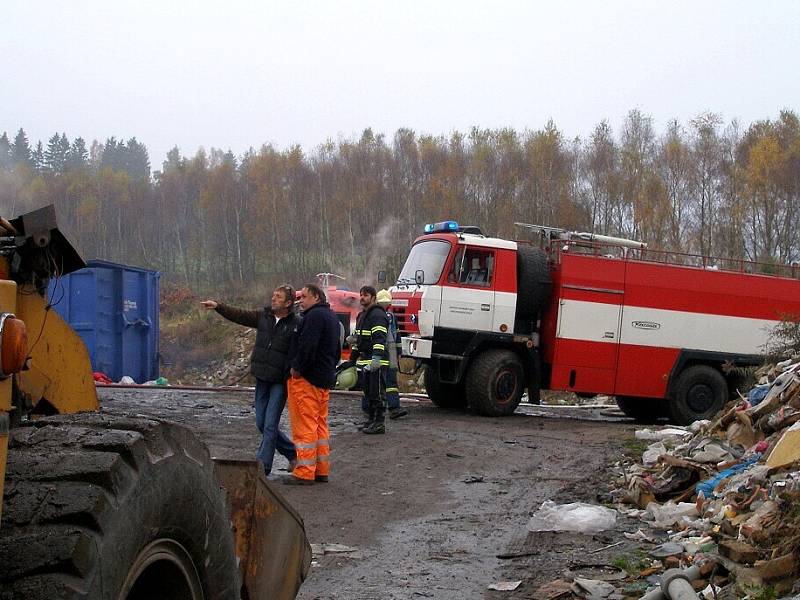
xmin=688 ymin=419 xmax=711 ymax=433
xmin=642 ymin=442 xmax=667 ymax=466
xmin=119 ymin=375 xmax=136 ymax=385
xmin=487 ymin=580 xmax=522 ymax=591
xmin=572 ymin=577 xmax=615 ymax=599
xmin=645 ymin=501 xmax=699 ymax=529
xmin=635 ymin=427 xmax=692 ymax=442
xmin=527 ymin=501 xmax=617 ymax=533
xmin=623 ymin=529 xmax=656 ymax=542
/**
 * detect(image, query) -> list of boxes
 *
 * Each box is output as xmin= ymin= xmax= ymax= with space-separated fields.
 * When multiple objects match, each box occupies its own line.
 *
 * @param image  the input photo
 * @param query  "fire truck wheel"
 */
xmin=0 ymin=413 xmax=240 ymax=600
xmin=515 ymin=246 xmax=552 ymax=320
xmin=424 ymin=366 xmax=466 ymax=409
xmin=615 ymin=396 xmax=664 ymax=423
xmin=668 ymin=365 xmax=728 ymax=425
xmin=466 ymin=350 xmax=525 ymax=416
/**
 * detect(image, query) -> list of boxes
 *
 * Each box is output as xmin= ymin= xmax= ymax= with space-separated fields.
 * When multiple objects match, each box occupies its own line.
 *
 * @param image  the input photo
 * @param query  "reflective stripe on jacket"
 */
xmin=350 ymin=305 xmax=390 ymax=367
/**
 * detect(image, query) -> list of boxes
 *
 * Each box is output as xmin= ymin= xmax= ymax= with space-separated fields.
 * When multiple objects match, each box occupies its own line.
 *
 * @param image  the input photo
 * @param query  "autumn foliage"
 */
xmin=1 ymin=109 xmax=799 ymax=296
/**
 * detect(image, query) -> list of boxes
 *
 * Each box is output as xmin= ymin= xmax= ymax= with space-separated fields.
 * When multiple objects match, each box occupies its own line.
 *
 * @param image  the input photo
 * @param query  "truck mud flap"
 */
xmin=214 ymin=459 xmax=312 ymax=599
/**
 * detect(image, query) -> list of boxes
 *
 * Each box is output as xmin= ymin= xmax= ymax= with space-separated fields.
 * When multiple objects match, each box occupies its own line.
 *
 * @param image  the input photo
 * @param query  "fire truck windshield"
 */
xmin=397 ymin=240 xmax=451 ymax=285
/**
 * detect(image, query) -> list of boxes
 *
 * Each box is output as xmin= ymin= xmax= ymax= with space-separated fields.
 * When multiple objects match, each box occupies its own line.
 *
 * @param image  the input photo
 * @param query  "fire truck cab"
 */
xmin=391 ymin=221 xmax=800 ymax=424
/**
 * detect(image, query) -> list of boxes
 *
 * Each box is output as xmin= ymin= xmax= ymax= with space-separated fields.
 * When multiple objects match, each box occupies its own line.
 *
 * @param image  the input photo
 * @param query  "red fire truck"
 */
xmin=390 ymin=221 xmax=800 ymax=424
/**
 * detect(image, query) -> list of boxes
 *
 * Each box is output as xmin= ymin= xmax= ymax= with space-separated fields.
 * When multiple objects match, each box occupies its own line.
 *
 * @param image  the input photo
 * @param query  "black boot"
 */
xmin=363 ymin=406 xmax=385 ymax=434
xmin=389 ymin=407 xmax=408 ymax=419
xmin=357 ymin=409 xmax=373 ymax=431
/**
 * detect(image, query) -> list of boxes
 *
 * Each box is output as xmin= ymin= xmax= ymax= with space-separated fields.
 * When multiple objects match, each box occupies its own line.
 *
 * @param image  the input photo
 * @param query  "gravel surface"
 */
xmin=98 ymin=386 xmax=645 ymax=599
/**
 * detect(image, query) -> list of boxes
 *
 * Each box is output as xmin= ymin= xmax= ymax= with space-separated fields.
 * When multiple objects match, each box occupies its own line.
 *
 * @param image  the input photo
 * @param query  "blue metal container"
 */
xmin=48 ymin=260 xmax=161 ymax=383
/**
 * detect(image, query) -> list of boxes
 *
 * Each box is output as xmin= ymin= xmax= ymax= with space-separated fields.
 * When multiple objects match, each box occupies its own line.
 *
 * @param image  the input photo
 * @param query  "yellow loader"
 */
xmin=0 ymin=206 xmax=311 ymax=599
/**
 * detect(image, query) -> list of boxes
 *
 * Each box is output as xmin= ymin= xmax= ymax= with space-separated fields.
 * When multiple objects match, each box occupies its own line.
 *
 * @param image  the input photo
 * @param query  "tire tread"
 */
xmin=1 ymin=413 xmax=239 ymax=600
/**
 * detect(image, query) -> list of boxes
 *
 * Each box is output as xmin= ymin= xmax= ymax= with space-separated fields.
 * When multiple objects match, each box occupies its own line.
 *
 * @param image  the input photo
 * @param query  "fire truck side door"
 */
xmin=438 ymin=246 xmax=496 ymax=332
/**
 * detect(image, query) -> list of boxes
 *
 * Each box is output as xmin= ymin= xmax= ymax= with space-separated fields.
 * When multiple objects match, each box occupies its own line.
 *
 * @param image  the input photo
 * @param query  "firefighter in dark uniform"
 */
xmin=349 ymin=285 xmax=390 ymax=434
xmin=377 ymin=289 xmax=407 ymax=419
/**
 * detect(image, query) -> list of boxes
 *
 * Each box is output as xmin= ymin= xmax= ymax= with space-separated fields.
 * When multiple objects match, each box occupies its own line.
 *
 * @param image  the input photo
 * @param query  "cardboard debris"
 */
xmin=534 ymin=579 xmax=572 ymax=600
xmin=754 ymin=553 xmax=798 ymax=582
xmin=766 ymin=421 xmax=800 ymax=467
xmin=718 ymin=539 xmax=758 ymax=564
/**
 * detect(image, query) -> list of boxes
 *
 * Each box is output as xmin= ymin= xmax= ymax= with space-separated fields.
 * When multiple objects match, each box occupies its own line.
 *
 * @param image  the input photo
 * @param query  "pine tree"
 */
xmin=101 ymin=137 xmax=121 ymax=171
xmin=67 ymin=137 xmax=89 ymax=170
xmin=162 ymin=146 xmax=183 ymax=172
xmin=31 ymin=141 xmax=45 ymax=172
xmin=0 ymin=132 xmax=11 ymax=170
xmin=45 ymin=132 xmax=70 ymax=173
xmin=125 ymin=137 xmax=151 ymax=179
xmin=11 ymin=128 xmax=32 ymax=167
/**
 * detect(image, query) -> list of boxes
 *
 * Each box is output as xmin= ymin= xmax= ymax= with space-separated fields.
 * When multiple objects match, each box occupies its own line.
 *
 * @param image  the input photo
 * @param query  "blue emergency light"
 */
xmin=423 ymin=220 xmax=459 ymax=234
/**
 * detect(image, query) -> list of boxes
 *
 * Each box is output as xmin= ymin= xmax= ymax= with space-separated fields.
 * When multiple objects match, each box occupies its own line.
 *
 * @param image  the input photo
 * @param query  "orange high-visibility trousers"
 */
xmin=287 ymin=375 xmax=330 ymax=481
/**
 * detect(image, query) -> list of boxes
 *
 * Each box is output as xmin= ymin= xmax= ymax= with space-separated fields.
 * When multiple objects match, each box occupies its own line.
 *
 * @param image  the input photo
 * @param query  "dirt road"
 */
xmin=99 ymin=387 xmax=642 ymax=599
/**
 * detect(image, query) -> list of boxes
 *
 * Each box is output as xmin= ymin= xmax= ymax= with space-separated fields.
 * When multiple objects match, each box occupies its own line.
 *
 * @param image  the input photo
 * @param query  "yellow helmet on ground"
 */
xmin=376 ymin=289 xmax=392 ymax=305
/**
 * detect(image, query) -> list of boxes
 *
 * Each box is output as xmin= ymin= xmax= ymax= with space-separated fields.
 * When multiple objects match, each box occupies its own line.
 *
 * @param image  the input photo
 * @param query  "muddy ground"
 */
xmin=99 ymin=387 xmax=648 ymax=599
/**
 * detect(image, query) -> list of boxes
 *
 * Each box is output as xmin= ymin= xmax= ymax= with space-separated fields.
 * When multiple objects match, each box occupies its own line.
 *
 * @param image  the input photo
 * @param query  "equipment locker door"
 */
xmin=550 ymin=255 xmax=625 ymax=394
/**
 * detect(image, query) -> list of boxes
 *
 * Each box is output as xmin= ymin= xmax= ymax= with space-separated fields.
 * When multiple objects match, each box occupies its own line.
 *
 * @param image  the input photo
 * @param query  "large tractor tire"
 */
xmin=424 ymin=366 xmax=466 ymax=409
xmin=514 ymin=245 xmax=552 ymax=320
xmin=668 ymin=365 xmax=728 ymax=425
xmin=0 ymin=413 xmax=239 ymax=600
xmin=465 ymin=350 xmax=525 ymax=416
xmin=615 ymin=396 xmax=665 ymax=424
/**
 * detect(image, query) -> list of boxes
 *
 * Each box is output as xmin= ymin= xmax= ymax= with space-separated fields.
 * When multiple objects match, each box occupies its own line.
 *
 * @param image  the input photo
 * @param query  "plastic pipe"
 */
xmin=639 ymin=565 xmax=701 ymax=600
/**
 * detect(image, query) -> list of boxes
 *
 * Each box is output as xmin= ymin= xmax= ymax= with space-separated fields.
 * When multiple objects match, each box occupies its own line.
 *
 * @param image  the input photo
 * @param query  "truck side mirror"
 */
xmin=415 ymin=270 xmax=424 ymax=285
xmin=377 ymin=270 xmax=386 ymax=284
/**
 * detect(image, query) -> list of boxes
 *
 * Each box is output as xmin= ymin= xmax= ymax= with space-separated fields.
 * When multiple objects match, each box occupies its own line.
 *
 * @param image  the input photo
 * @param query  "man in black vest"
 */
xmin=201 ymin=285 xmax=300 ymax=476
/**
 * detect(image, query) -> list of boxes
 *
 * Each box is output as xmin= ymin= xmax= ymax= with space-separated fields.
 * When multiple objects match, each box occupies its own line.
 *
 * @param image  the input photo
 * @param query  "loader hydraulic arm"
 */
xmin=0 ymin=205 xmax=98 ymax=419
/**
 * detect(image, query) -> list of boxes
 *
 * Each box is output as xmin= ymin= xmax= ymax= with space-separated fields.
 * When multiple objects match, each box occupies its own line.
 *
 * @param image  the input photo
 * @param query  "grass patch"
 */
xmin=740 ymin=584 xmax=778 ymax=600
xmin=621 ymin=436 xmax=648 ymax=458
xmin=611 ymin=550 xmax=651 ymax=578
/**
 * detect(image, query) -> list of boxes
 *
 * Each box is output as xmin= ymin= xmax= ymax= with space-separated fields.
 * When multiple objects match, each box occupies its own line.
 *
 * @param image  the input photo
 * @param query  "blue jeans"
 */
xmin=255 ymin=378 xmax=296 ymax=474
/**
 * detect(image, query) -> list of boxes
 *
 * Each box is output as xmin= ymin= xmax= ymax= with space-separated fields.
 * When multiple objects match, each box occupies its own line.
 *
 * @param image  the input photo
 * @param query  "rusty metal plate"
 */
xmin=214 ymin=459 xmax=312 ymax=599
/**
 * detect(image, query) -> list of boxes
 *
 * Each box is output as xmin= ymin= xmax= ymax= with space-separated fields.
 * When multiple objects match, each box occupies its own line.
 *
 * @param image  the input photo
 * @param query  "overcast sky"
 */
xmin=3 ymin=1 xmax=799 ymax=170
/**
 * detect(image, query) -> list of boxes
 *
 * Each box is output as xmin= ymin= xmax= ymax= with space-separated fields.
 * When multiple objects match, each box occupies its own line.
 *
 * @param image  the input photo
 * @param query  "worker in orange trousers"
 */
xmin=284 ymin=283 xmax=341 ymax=485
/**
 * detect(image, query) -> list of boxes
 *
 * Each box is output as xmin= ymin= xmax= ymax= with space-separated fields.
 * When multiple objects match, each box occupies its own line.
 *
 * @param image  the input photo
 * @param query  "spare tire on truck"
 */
xmin=0 ymin=413 xmax=240 ymax=600
xmin=514 ymin=245 xmax=552 ymax=320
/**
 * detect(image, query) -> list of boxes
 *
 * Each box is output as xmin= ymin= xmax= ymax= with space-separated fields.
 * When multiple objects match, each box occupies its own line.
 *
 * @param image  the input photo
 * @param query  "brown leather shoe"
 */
xmin=315 ymin=475 xmax=329 ymax=483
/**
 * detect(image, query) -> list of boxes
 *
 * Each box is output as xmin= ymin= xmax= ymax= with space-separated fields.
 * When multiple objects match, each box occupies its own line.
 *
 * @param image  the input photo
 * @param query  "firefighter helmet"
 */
xmin=335 ymin=364 xmax=358 ymax=390
xmin=376 ymin=289 xmax=392 ymax=305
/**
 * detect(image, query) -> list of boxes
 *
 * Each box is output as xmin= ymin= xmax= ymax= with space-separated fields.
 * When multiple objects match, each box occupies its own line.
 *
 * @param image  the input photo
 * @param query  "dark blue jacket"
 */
xmin=290 ymin=301 xmax=340 ymax=389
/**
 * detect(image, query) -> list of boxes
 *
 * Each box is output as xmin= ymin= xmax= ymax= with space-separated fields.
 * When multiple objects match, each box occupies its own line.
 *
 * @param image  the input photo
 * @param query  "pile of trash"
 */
xmin=613 ymin=358 xmax=800 ymax=597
